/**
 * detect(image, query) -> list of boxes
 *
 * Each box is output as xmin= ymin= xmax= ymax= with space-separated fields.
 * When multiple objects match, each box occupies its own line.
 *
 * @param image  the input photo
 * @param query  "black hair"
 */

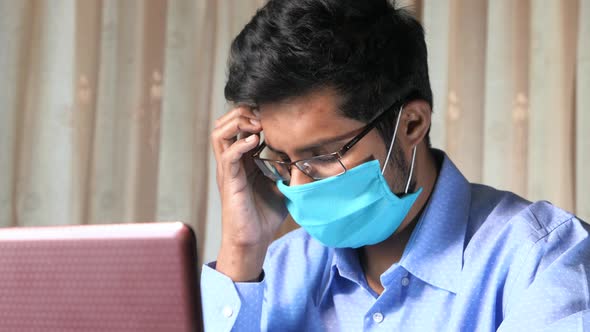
xmin=224 ymin=0 xmax=433 ymax=147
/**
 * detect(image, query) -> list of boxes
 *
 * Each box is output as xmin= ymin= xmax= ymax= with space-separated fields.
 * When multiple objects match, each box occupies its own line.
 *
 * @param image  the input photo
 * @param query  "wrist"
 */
xmin=216 ymin=241 xmax=268 ymax=282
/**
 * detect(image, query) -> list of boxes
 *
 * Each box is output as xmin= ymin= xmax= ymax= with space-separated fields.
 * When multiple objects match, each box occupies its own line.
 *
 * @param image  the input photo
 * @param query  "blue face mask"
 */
xmin=276 ymin=108 xmax=422 ymax=248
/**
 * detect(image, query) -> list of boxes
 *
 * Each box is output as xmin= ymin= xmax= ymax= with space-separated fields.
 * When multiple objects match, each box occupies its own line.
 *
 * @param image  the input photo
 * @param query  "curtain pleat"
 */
xmin=423 ymin=0 xmax=451 ymax=150
xmin=482 ymin=0 xmax=529 ymax=197
xmin=89 ymin=0 xmax=145 ymax=224
xmin=528 ymin=0 xmax=578 ymax=212
xmin=15 ymin=0 xmax=77 ymax=227
xmin=576 ymin=0 xmax=590 ymax=222
xmin=0 ymin=0 xmax=31 ymax=227
xmin=157 ymin=0 xmax=216 ymax=262
xmin=445 ymin=0 xmax=488 ymax=182
xmin=74 ymin=0 xmax=102 ymax=226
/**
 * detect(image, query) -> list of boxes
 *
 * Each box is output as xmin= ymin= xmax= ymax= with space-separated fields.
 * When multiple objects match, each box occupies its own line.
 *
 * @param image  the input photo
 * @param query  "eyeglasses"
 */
xmin=252 ymin=104 xmax=395 ymax=182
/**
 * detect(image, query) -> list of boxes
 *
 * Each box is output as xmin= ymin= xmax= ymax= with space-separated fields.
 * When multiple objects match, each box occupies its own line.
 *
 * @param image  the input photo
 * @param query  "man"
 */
xmin=202 ymin=0 xmax=590 ymax=330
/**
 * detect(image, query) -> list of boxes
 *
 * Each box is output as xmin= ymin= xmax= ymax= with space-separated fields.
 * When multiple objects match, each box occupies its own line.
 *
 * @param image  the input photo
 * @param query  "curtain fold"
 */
xmin=89 ymin=0 xmax=145 ymax=224
xmin=482 ymin=0 xmax=529 ymax=197
xmin=528 ymin=0 xmax=578 ymax=212
xmin=577 ymin=0 xmax=590 ymax=221
xmin=0 ymin=0 xmax=587 ymax=264
xmin=157 ymin=0 xmax=216 ymax=262
xmin=423 ymin=0 xmax=451 ymax=151
xmin=73 ymin=0 xmax=101 ymax=229
xmin=16 ymin=0 xmax=77 ymax=227
xmin=0 ymin=0 xmax=31 ymax=227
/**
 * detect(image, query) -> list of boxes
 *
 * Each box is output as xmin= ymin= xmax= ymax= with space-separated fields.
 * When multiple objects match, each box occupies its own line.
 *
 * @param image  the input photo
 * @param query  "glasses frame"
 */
xmin=252 ymin=104 xmax=395 ymax=181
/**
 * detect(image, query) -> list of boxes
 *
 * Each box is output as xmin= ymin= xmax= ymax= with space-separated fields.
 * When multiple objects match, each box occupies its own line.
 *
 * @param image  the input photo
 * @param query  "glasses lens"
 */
xmin=254 ymin=145 xmax=291 ymax=181
xmin=296 ymin=154 xmax=345 ymax=180
xmin=253 ymin=144 xmax=346 ymax=181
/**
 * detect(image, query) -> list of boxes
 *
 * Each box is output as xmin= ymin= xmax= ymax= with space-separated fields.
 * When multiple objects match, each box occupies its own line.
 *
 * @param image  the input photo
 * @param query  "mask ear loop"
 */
xmin=381 ymin=105 xmax=417 ymax=195
xmin=382 ymin=105 xmax=404 ymax=175
xmin=405 ymin=146 xmax=417 ymax=194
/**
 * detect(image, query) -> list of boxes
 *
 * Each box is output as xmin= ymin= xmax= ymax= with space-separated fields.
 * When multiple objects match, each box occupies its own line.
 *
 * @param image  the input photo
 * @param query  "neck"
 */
xmin=359 ymin=146 xmax=439 ymax=295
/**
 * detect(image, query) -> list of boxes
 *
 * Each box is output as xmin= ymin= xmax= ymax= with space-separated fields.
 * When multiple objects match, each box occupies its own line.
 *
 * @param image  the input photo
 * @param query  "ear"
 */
xmin=397 ymin=100 xmax=431 ymax=151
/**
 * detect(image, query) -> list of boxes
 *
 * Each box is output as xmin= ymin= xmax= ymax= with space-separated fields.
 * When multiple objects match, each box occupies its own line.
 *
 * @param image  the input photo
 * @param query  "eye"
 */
xmin=278 ymin=153 xmax=291 ymax=162
xmin=300 ymin=161 xmax=313 ymax=173
xmin=310 ymin=148 xmax=328 ymax=157
xmin=262 ymin=146 xmax=290 ymax=162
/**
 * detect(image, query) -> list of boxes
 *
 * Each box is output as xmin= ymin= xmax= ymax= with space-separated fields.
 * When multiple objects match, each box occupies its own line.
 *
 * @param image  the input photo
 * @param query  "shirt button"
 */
xmin=401 ymin=277 xmax=410 ymax=287
xmin=222 ymin=306 xmax=234 ymax=318
xmin=372 ymin=312 xmax=384 ymax=323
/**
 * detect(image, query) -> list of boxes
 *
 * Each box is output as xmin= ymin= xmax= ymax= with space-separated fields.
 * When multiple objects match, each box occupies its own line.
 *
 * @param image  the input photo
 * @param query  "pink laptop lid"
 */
xmin=0 ymin=222 xmax=202 ymax=332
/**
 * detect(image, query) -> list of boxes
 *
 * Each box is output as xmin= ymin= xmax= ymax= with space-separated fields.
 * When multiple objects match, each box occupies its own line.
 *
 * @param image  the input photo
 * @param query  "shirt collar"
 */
xmin=397 ymin=149 xmax=469 ymax=293
xmin=320 ymin=149 xmax=469 ymax=302
xmin=317 ymin=246 xmax=361 ymax=306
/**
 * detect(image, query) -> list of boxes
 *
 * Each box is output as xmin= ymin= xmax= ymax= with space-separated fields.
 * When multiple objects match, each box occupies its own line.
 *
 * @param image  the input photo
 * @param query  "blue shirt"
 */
xmin=201 ymin=151 xmax=590 ymax=331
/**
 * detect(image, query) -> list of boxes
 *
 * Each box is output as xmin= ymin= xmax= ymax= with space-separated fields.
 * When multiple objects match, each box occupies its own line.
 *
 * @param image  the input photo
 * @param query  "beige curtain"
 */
xmin=422 ymin=0 xmax=589 ymax=220
xmin=0 ymin=0 xmax=588 ymax=264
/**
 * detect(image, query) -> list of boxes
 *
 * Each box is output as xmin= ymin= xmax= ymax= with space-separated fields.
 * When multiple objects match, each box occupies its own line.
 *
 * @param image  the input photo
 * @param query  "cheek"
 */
xmin=382 ymin=145 xmax=410 ymax=194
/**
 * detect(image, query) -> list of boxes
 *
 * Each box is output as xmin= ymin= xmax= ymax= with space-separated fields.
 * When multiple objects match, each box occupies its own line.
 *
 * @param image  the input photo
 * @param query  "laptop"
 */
xmin=0 ymin=222 xmax=203 ymax=332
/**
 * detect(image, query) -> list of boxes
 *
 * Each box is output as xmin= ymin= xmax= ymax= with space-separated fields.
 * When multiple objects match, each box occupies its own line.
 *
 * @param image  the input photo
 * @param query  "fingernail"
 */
xmin=253 ymin=109 xmax=260 ymax=118
xmin=250 ymin=118 xmax=260 ymax=126
xmin=246 ymin=135 xmax=256 ymax=142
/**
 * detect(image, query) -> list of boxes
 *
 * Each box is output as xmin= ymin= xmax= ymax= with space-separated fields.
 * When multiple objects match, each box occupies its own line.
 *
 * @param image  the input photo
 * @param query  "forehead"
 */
xmin=257 ymin=89 xmax=365 ymax=155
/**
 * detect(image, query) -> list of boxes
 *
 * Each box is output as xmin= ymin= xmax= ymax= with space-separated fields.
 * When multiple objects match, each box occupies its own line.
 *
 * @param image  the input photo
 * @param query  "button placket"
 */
xmin=372 ymin=312 xmax=384 ymax=323
xmin=401 ymin=271 xmax=410 ymax=287
xmin=222 ymin=305 xmax=234 ymax=318
xmin=401 ymin=276 xmax=410 ymax=287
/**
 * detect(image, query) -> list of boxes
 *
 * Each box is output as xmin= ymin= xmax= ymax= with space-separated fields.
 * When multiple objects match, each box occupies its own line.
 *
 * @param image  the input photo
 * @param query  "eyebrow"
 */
xmin=265 ymin=129 xmax=360 ymax=155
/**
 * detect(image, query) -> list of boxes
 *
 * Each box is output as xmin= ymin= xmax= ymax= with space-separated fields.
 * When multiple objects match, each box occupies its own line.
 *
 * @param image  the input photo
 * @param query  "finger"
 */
xmin=221 ymin=134 xmax=260 ymax=180
xmin=214 ymin=106 xmax=259 ymax=129
xmin=212 ymin=115 xmax=262 ymax=158
xmin=215 ymin=112 xmax=261 ymax=144
xmin=216 ymin=163 xmax=223 ymax=192
xmin=211 ymin=115 xmax=261 ymax=164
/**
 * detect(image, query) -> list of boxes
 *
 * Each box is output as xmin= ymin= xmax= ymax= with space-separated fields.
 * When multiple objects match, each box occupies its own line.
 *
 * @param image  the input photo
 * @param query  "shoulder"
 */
xmin=464 ymin=183 xmax=589 ymax=289
xmin=464 ymin=184 xmax=590 ymax=326
xmin=467 ymin=183 xmax=588 ymax=247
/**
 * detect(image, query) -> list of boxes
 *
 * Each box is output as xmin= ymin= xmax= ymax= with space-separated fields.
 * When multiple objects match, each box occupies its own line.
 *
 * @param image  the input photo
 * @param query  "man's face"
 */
xmin=257 ymin=89 xmax=408 ymax=192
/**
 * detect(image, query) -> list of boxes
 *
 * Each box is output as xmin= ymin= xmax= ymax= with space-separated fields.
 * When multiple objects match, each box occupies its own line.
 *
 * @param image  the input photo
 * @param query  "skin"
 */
xmin=211 ymin=88 xmax=439 ymax=294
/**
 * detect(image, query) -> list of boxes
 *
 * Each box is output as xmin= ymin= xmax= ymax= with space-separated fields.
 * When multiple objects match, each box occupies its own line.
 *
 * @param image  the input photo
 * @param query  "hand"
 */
xmin=210 ymin=106 xmax=287 ymax=281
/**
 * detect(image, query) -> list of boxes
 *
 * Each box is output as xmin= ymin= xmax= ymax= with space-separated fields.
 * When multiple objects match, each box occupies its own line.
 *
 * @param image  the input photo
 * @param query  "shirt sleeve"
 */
xmin=200 ymin=262 xmax=265 ymax=332
xmin=498 ymin=217 xmax=590 ymax=331
xmin=538 ymin=309 xmax=590 ymax=332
